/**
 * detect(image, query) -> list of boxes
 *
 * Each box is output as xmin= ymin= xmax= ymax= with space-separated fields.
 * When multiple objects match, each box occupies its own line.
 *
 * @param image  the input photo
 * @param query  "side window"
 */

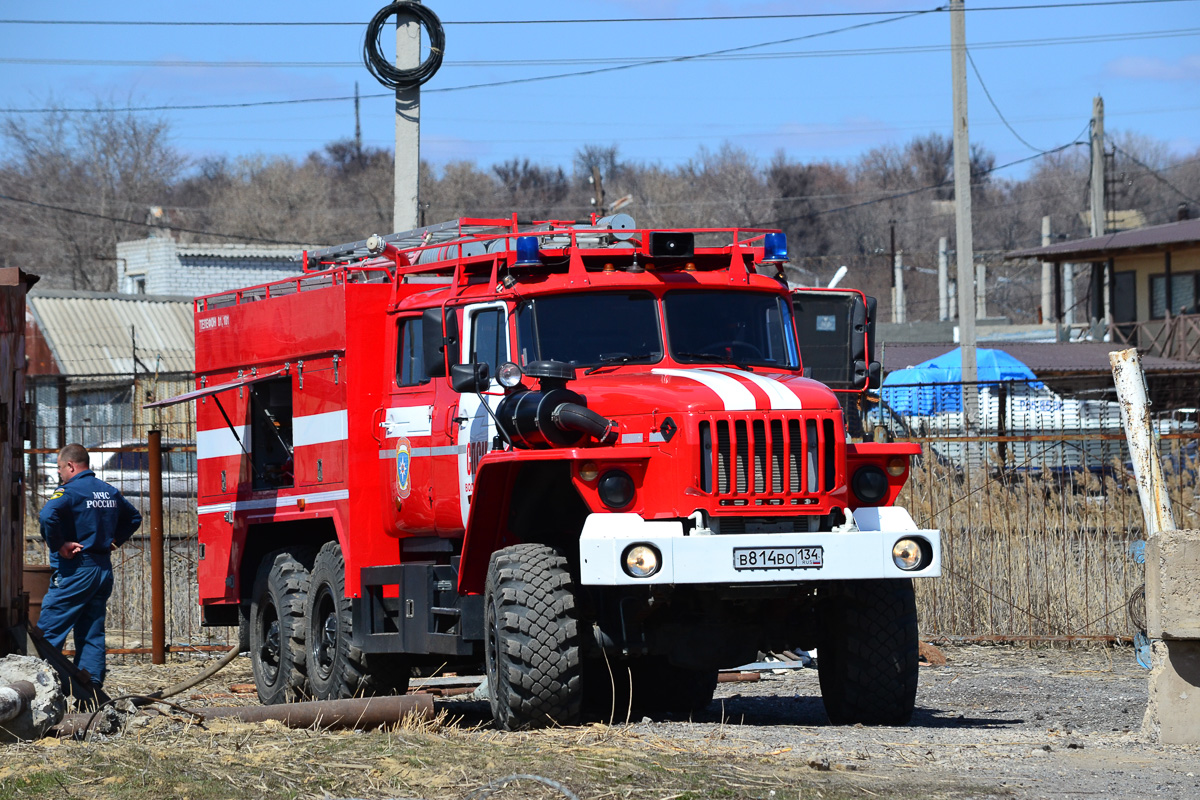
xmin=470 ymin=308 xmax=507 ymax=379
xmin=250 ymin=377 xmax=293 ymax=491
xmin=396 ymin=317 xmax=428 ymax=387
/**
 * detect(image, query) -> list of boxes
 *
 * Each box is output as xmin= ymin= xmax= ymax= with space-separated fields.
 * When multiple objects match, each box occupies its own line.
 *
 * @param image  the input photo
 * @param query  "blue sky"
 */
xmin=2 ymin=0 xmax=1198 ymax=178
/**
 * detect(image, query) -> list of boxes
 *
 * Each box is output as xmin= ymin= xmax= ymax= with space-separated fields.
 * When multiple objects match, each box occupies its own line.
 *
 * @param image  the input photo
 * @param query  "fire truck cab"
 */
xmin=152 ymin=215 xmax=940 ymax=730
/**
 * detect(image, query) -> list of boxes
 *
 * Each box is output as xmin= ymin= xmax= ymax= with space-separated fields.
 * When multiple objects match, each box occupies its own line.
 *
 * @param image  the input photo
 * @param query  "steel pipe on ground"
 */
xmin=0 ymin=681 xmax=36 ymax=723
xmin=53 ymin=693 xmax=435 ymax=737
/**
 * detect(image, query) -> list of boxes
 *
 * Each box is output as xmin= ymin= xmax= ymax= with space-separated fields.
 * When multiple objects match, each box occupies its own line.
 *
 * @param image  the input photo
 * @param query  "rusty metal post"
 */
xmin=148 ymin=431 xmax=165 ymax=664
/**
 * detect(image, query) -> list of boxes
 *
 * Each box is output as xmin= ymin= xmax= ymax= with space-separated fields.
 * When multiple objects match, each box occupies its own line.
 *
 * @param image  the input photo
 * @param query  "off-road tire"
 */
xmin=485 ymin=543 xmax=583 ymax=730
xmin=817 ymin=578 xmax=918 ymax=725
xmin=305 ymin=541 xmax=411 ymax=700
xmin=250 ymin=549 xmax=313 ymax=705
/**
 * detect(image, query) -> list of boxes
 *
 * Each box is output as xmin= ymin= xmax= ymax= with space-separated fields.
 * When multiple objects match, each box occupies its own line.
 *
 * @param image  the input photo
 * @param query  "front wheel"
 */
xmin=485 ymin=544 xmax=583 ymax=730
xmin=817 ymin=579 xmax=919 ymax=726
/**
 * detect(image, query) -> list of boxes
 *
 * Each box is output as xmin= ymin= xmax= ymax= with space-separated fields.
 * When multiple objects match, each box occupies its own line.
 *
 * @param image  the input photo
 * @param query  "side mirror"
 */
xmin=868 ymin=361 xmax=881 ymax=390
xmin=450 ymin=362 xmax=490 ymax=394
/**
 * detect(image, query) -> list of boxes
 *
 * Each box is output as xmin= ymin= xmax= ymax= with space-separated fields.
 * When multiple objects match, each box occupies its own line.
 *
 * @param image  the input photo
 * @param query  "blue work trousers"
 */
xmin=37 ymin=555 xmax=115 ymax=687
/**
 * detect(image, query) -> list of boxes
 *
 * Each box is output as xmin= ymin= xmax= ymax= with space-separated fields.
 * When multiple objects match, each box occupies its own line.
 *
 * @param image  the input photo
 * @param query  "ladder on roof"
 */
xmin=302 ymin=217 xmax=517 ymax=270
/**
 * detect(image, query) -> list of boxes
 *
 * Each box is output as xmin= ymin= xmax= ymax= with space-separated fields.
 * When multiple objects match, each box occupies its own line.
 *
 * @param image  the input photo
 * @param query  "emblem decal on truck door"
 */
xmin=396 ymin=437 xmax=412 ymax=499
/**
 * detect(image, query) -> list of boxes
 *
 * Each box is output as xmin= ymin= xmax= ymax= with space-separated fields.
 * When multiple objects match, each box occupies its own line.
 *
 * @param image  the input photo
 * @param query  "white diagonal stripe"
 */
xmin=705 ymin=368 xmax=803 ymax=410
xmin=651 ymin=368 xmax=756 ymax=411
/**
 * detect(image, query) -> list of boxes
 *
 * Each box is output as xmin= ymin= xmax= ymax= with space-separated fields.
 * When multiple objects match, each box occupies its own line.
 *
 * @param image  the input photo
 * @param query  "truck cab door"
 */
xmin=381 ymin=313 xmax=437 ymax=535
xmin=443 ymin=301 xmax=509 ymax=530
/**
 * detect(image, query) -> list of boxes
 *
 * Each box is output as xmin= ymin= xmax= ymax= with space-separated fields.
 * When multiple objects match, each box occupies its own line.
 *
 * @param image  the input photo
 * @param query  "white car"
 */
xmin=89 ymin=440 xmax=196 ymax=501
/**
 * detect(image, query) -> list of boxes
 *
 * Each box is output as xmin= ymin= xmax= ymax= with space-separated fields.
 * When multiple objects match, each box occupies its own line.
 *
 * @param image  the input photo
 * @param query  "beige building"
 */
xmin=1006 ymin=216 xmax=1200 ymax=361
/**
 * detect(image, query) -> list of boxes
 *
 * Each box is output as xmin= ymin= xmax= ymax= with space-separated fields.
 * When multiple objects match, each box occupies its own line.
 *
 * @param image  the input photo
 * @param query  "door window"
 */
xmin=396 ymin=317 xmax=428 ymax=386
xmin=470 ymin=307 xmax=508 ymax=379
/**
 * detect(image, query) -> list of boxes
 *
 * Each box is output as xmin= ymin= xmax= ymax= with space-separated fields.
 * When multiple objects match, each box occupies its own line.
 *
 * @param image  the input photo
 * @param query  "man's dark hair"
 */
xmin=58 ymin=443 xmax=90 ymax=468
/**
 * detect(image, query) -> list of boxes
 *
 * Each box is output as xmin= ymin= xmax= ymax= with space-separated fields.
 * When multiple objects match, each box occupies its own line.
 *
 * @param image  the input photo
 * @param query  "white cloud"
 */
xmin=1105 ymin=54 xmax=1200 ymax=82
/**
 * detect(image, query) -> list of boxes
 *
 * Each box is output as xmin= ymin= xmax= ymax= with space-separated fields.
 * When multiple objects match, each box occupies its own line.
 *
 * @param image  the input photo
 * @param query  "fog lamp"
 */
xmin=598 ymin=470 xmax=635 ymax=510
xmin=496 ymin=361 xmax=523 ymax=388
xmin=578 ymin=462 xmax=599 ymax=482
xmin=851 ymin=464 xmax=889 ymax=505
xmin=886 ymin=456 xmax=908 ymax=477
xmin=892 ymin=538 xmax=925 ymax=571
xmin=622 ymin=544 xmax=661 ymax=578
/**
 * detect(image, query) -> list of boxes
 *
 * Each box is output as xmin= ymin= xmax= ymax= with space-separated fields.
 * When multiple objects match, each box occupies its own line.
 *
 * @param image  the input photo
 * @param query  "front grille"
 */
xmin=699 ymin=415 xmax=838 ymax=506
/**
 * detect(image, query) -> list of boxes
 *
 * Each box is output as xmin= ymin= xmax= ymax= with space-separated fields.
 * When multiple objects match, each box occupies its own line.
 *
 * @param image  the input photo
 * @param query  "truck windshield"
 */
xmin=664 ymin=290 xmax=799 ymax=369
xmin=515 ymin=291 xmax=663 ymax=367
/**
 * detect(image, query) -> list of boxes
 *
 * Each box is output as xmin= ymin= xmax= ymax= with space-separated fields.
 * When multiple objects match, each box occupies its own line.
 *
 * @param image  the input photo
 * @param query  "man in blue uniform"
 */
xmin=37 ymin=443 xmax=142 ymax=690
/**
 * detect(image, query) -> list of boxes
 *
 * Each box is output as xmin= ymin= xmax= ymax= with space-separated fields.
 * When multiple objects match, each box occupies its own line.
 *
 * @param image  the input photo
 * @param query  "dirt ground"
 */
xmin=1 ymin=643 xmax=1198 ymax=800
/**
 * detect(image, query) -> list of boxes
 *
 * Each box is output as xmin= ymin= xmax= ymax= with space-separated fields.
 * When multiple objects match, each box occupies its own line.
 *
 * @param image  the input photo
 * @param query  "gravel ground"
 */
xmin=614 ymin=644 xmax=1200 ymax=799
xmin=93 ymin=643 xmax=1199 ymax=799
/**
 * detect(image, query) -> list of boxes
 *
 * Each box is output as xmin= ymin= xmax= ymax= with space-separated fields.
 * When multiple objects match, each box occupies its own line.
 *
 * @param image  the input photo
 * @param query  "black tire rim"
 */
xmin=260 ymin=607 xmax=282 ymax=686
xmin=312 ymin=582 xmax=338 ymax=681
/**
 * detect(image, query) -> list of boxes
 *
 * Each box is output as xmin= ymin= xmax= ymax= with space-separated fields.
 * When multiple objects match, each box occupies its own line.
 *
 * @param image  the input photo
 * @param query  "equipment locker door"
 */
xmin=381 ymin=314 xmax=437 ymax=534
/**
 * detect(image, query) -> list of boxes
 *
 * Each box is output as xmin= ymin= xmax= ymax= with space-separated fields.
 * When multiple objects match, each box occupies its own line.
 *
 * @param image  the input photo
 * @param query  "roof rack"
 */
xmin=301 ymin=217 xmax=517 ymax=270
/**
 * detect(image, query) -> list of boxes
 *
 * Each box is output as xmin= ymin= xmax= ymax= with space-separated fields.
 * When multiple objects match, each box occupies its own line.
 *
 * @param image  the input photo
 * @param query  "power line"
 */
xmin=0 ymin=8 xmax=937 ymax=113
xmin=0 ymin=1 xmax=1195 ymax=27
xmin=966 ymin=48 xmax=1048 ymax=152
xmin=5 ymin=27 xmax=1198 ymax=70
xmin=1109 ymin=143 xmax=1200 ymax=206
xmin=0 ymin=193 xmax=303 ymax=246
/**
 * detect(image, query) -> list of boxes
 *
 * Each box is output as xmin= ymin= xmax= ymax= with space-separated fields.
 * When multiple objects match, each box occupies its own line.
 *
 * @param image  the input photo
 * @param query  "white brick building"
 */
xmin=115 ymin=234 xmax=306 ymax=297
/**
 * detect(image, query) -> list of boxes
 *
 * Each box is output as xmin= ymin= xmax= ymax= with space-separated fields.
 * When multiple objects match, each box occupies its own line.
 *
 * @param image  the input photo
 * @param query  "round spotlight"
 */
xmin=598 ymin=470 xmax=635 ymax=510
xmin=578 ymin=462 xmax=599 ymax=482
xmin=892 ymin=538 xmax=925 ymax=571
xmin=622 ymin=544 xmax=661 ymax=578
xmin=886 ymin=456 xmax=908 ymax=477
xmin=496 ymin=361 xmax=524 ymax=388
xmin=851 ymin=465 xmax=889 ymax=505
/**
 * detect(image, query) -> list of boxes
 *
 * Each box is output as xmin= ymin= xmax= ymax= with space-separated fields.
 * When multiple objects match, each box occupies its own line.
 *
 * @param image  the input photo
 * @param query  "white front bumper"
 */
xmin=578 ymin=506 xmax=941 ymax=586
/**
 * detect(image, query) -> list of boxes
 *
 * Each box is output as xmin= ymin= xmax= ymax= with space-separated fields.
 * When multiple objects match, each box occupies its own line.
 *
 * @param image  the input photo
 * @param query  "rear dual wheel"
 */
xmin=306 ymin=541 xmax=410 ymax=700
xmin=250 ymin=549 xmax=313 ymax=705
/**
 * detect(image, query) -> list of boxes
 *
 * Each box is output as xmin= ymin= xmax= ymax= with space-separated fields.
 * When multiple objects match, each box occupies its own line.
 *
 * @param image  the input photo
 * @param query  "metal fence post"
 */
xmin=148 ymin=430 xmax=165 ymax=664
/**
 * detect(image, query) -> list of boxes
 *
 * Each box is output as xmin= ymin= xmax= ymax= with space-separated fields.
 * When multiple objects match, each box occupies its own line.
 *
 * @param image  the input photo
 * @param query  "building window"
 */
xmin=134 ymin=277 xmax=146 ymax=294
xmin=1151 ymin=272 xmax=1199 ymax=318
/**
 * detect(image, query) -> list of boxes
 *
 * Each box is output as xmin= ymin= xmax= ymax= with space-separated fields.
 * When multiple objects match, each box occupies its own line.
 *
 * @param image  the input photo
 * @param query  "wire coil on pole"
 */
xmin=363 ymin=2 xmax=444 ymax=91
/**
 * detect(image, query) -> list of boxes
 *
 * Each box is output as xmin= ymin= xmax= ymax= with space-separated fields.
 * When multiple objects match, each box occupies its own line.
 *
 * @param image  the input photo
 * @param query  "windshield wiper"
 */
xmin=674 ymin=351 xmax=754 ymax=370
xmin=584 ymin=352 xmax=654 ymax=375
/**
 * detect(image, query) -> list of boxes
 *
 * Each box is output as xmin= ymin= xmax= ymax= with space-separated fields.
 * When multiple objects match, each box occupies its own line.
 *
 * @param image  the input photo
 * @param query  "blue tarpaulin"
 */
xmin=880 ymin=347 xmax=1043 ymax=415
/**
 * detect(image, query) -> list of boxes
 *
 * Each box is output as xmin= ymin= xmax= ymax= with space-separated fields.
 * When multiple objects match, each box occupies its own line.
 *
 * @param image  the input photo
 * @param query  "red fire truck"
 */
xmin=150 ymin=215 xmax=940 ymax=729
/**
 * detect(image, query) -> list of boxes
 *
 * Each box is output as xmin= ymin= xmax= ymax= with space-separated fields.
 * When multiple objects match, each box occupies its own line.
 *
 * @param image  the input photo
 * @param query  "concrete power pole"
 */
xmin=1040 ymin=216 xmax=1052 ymax=325
xmin=1090 ymin=96 xmax=1105 ymax=238
xmin=938 ymin=236 xmax=949 ymax=321
xmin=393 ymin=14 xmax=421 ymax=233
xmin=950 ymin=0 xmax=979 ymax=424
xmin=894 ymin=251 xmax=907 ymax=324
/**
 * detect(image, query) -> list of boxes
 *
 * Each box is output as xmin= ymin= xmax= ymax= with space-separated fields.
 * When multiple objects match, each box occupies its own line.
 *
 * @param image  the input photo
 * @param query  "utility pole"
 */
xmin=894 ymin=251 xmax=906 ymax=324
xmin=590 ymin=166 xmax=606 ymax=214
xmin=1089 ymin=95 xmax=1111 ymax=330
xmin=354 ymin=82 xmax=363 ymax=165
xmin=1090 ymin=96 xmax=1105 ymax=238
xmin=1040 ymin=216 xmax=1053 ymax=325
xmin=393 ymin=13 xmax=421 ymax=233
xmin=950 ymin=0 xmax=978 ymax=426
xmin=938 ymin=236 xmax=949 ymax=321
xmin=889 ymin=222 xmax=905 ymax=323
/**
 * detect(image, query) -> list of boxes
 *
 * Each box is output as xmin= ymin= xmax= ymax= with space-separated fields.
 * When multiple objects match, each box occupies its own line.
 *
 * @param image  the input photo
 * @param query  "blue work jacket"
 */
xmin=39 ymin=469 xmax=142 ymax=561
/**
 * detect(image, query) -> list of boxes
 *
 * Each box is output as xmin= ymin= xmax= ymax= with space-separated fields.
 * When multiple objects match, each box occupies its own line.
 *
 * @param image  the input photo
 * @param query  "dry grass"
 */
xmin=903 ymin=436 xmax=1199 ymax=639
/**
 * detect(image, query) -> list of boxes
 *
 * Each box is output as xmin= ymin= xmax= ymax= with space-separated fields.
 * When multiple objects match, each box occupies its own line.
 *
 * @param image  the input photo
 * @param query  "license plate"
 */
xmin=733 ymin=546 xmax=823 ymax=571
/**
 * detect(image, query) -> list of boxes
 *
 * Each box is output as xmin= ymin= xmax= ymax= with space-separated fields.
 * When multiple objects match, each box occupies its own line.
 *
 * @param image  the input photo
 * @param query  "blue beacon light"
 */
xmin=762 ymin=232 xmax=789 ymax=263
xmin=514 ymin=236 xmax=542 ymax=266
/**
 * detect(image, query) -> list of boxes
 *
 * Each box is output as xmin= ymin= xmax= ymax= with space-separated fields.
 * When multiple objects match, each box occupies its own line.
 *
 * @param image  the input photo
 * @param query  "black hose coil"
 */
xmin=363 ymin=2 xmax=445 ymax=91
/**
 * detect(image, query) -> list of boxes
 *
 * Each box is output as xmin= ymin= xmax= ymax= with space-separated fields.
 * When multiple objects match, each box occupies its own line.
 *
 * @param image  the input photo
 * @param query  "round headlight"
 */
xmin=578 ymin=461 xmax=599 ymax=482
xmin=886 ymin=456 xmax=908 ymax=477
xmin=598 ymin=470 xmax=635 ymax=510
xmin=623 ymin=544 xmax=661 ymax=578
xmin=851 ymin=465 xmax=889 ymax=505
xmin=892 ymin=538 xmax=925 ymax=571
xmin=496 ymin=361 xmax=524 ymax=388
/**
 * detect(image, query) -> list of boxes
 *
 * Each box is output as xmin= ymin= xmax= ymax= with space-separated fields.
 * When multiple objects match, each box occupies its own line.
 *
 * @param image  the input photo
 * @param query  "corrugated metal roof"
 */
xmin=881 ymin=341 xmax=1197 ymax=375
xmin=176 ymin=243 xmax=307 ymax=260
xmin=1005 ymin=218 xmax=1200 ymax=261
xmin=29 ymin=290 xmax=194 ymax=375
